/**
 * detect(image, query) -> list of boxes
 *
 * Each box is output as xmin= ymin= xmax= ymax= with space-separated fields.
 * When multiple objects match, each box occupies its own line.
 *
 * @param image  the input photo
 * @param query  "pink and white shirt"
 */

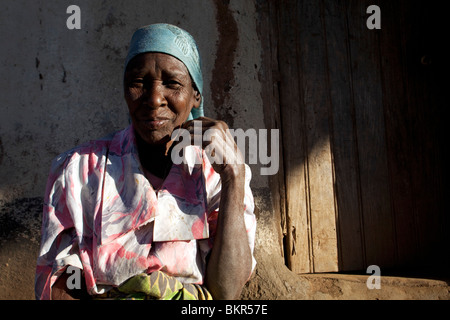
xmin=35 ymin=125 xmax=256 ymax=300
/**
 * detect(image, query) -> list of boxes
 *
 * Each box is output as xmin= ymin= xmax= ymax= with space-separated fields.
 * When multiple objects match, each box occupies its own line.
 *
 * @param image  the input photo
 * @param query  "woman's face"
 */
xmin=124 ymin=52 xmax=200 ymax=146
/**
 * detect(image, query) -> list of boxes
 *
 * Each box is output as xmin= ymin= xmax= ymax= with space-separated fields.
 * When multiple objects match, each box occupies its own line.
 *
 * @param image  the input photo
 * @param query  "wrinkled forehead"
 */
xmin=125 ymin=52 xmax=190 ymax=77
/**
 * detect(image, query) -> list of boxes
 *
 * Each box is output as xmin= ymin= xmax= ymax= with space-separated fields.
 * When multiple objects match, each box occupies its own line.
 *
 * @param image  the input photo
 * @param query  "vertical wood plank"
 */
xmin=346 ymin=0 xmax=397 ymax=268
xmin=255 ymin=0 xmax=287 ymax=257
xmin=296 ymin=0 xmax=338 ymax=273
xmin=323 ymin=0 xmax=365 ymax=271
xmin=377 ymin=0 xmax=418 ymax=267
xmin=276 ymin=0 xmax=311 ymax=273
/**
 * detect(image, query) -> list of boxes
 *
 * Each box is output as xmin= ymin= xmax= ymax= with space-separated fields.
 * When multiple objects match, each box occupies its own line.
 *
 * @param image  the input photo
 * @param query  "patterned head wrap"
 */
xmin=125 ymin=23 xmax=204 ymax=120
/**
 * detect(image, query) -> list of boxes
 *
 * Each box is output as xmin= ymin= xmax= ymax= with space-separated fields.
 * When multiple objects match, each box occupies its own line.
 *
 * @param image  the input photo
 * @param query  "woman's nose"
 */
xmin=144 ymin=83 xmax=167 ymax=108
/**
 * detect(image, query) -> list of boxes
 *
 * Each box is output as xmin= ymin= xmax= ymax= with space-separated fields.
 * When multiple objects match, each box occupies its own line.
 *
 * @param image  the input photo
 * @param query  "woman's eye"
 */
xmin=128 ymin=79 xmax=144 ymax=88
xmin=165 ymin=80 xmax=182 ymax=88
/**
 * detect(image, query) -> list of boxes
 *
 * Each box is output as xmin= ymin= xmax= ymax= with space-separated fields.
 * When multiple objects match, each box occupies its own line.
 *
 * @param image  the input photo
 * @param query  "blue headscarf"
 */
xmin=124 ymin=23 xmax=204 ymax=120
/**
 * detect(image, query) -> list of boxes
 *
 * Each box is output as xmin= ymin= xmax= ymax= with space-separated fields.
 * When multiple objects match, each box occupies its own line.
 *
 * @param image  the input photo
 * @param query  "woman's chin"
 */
xmin=137 ymin=129 xmax=171 ymax=147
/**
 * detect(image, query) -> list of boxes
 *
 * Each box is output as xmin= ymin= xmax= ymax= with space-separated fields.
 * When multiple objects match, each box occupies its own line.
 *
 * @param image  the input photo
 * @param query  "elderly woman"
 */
xmin=35 ymin=24 xmax=256 ymax=300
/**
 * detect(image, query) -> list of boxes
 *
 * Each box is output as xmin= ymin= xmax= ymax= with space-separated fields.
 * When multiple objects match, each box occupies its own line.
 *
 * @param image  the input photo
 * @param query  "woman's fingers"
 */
xmin=174 ymin=118 xmax=244 ymax=173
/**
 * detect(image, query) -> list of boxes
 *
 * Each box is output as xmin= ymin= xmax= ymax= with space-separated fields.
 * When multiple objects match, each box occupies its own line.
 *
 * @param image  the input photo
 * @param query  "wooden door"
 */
xmin=258 ymin=0 xmax=448 ymax=273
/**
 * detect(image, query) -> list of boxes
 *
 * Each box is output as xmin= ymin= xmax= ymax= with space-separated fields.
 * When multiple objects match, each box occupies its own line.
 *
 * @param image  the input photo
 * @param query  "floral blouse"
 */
xmin=35 ymin=125 xmax=256 ymax=300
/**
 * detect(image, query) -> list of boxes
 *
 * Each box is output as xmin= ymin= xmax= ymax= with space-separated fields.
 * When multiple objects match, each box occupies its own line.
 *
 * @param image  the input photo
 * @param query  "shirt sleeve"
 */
xmin=35 ymin=152 xmax=80 ymax=300
xmin=35 ymin=144 xmax=104 ymax=299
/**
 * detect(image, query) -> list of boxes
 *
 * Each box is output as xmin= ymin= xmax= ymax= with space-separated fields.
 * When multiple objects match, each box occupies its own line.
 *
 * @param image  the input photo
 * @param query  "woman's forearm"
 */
xmin=205 ymin=166 xmax=252 ymax=299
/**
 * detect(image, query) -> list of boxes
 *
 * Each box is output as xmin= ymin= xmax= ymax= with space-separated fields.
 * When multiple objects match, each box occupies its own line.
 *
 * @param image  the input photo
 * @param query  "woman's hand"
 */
xmin=51 ymin=270 xmax=90 ymax=300
xmin=181 ymin=117 xmax=245 ymax=180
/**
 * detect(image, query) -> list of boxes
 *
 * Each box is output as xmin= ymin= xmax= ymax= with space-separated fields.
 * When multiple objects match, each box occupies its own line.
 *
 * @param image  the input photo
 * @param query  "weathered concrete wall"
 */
xmin=0 ymin=0 xmax=219 ymax=202
xmin=0 ymin=0 xmax=283 ymax=299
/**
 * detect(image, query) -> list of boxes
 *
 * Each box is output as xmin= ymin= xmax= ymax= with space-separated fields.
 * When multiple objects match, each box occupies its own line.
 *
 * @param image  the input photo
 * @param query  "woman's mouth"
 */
xmin=140 ymin=118 xmax=169 ymax=130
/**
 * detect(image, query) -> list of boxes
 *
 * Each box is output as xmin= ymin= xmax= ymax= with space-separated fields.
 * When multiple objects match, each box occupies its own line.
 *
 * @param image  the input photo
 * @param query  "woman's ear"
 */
xmin=193 ymin=90 xmax=202 ymax=109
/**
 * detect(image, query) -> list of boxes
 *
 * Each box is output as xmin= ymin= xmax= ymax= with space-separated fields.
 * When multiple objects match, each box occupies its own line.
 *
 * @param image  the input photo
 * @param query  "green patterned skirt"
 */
xmin=95 ymin=271 xmax=213 ymax=300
